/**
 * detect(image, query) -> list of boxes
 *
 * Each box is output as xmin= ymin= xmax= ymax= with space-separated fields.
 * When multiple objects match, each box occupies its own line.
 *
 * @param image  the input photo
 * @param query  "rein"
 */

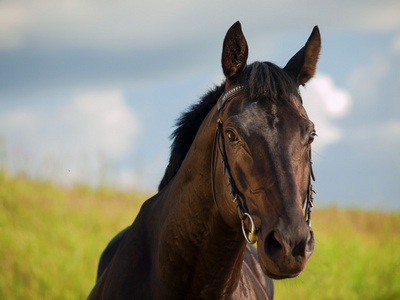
xmin=211 ymin=85 xmax=316 ymax=245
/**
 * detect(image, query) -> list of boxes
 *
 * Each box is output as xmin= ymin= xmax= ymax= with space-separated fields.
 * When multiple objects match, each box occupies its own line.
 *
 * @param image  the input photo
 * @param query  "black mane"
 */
xmin=158 ymin=61 xmax=299 ymax=191
xmin=158 ymin=84 xmax=225 ymax=190
xmin=244 ymin=62 xmax=299 ymax=104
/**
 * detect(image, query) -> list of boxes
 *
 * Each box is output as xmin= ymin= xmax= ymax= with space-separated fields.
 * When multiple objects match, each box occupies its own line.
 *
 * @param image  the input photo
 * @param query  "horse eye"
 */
xmin=308 ymin=131 xmax=317 ymax=144
xmin=226 ymin=130 xmax=238 ymax=143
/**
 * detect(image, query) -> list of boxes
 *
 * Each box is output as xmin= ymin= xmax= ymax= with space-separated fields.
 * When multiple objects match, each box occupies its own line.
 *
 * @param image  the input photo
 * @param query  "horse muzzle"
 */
xmin=257 ymin=223 xmax=315 ymax=279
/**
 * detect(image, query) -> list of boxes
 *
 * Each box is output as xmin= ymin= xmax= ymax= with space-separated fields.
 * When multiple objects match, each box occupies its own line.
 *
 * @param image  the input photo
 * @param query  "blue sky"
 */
xmin=1 ymin=0 xmax=399 ymax=209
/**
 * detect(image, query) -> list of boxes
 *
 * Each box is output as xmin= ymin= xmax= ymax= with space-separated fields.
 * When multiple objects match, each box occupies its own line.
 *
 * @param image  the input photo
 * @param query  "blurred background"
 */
xmin=1 ymin=1 xmax=400 ymax=299
xmin=1 ymin=0 xmax=399 ymax=209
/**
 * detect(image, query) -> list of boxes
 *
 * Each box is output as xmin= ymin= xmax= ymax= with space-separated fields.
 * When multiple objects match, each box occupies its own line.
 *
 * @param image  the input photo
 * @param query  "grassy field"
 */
xmin=1 ymin=171 xmax=399 ymax=299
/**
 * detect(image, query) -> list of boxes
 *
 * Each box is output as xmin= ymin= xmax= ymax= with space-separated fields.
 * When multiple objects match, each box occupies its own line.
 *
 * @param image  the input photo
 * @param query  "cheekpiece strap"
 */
xmin=305 ymin=148 xmax=316 ymax=227
xmin=217 ymin=86 xmax=244 ymax=112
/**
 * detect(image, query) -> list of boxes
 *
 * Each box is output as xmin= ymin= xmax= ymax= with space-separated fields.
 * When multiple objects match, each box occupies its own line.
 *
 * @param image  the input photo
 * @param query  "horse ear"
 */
xmin=222 ymin=21 xmax=249 ymax=79
xmin=284 ymin=26 xmax=321 ymax=86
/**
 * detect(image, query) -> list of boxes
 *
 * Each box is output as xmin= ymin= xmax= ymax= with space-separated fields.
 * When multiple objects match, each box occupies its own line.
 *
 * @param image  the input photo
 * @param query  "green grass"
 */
xmin=0 ymin=171 xmax=144 ymax=299
xmin=1 ymin=171 xmax=399 ymax=299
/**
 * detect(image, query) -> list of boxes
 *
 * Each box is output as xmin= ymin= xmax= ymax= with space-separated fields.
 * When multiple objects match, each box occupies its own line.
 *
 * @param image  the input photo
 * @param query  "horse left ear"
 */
xmin=284 ymin=26 xmax=321 ymax=86
xmin=221 ymin=21 xmax=249 ymax=79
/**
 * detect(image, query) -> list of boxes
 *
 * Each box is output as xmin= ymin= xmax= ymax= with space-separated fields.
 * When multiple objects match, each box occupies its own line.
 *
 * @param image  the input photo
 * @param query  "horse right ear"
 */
xmin=222 ymin=21 xmax=249 ymax=80
xmin=284 ymin=26 xmax=321 ymax=86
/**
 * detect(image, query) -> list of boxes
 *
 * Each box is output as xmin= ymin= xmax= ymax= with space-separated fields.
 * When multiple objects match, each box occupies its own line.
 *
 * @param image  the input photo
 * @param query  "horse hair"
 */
xmin=158 ymin=61 xmax=300 ymax=191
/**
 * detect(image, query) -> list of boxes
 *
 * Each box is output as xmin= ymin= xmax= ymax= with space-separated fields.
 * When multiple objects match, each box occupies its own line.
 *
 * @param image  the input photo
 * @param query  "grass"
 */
xmin=0 ymin=171 xmax=144 ymax=299
xmin=1 ymin=170 xmax=399 ymax=299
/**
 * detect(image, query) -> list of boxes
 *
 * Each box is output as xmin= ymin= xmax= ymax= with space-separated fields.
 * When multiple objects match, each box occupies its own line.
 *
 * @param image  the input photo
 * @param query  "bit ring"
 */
xmin=241 ymin=212 xmax=257 ymax=244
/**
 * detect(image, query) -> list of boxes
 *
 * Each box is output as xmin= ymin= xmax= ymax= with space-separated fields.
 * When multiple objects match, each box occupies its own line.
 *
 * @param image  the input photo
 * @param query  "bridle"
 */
xmin=211 ymin=85 xmax=316 ymax=245
xmin=305 ymin=149 xmax=316 ymax=226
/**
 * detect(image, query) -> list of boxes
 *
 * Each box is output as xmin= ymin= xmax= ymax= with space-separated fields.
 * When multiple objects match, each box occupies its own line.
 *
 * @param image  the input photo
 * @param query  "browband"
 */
xmin=217 ymin=86 xmax=244 ymax=112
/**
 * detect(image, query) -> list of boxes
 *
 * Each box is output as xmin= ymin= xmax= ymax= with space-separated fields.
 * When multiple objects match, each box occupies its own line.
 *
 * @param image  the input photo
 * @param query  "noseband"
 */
xmin=211 ymin=86 xmax=316 ymax=245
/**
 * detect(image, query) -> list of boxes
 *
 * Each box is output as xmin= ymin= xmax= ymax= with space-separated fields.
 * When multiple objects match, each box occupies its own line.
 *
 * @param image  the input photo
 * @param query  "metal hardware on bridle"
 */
xmin=211 ymin=85 xmax=257 ymax=244
xmin=305 ymin=148 xmax=316 ymax=227
xmin=241 ymin=212 xmax=257 ymax=244
xmin=217 ymin=85 xmax=244 ymax=111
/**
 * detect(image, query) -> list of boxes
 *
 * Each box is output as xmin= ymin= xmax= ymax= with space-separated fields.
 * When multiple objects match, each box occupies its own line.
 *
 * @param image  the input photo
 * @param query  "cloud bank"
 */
xmin=1 ymin=0 xmax=400 ymax=51
xmin=0 ymin=91 xmax=139 ymax=186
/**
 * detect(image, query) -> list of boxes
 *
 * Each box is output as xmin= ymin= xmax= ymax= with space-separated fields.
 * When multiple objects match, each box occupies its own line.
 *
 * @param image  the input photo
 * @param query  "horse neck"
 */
xmin=154 ymin=111 xmax=247 ymax=298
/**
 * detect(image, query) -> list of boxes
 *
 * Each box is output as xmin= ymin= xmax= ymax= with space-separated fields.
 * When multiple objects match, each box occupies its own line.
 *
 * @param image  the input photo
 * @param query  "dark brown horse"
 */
xmin=88 ymin=21 xmax=321 ymax=299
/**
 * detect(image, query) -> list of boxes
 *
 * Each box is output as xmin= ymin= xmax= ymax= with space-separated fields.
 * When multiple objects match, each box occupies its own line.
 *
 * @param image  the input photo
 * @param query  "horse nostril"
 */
xmin=265 ymin=231 xmax=283 ymax=259
xmin=292 ymin=229 xmax=314 ymax=258
xmin=291 ymin=239 xmax=306 ymax=258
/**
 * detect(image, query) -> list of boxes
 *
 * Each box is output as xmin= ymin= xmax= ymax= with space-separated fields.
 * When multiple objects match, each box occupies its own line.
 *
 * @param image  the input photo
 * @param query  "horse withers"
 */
xmin=89 ymin=21 xmax=321 ymax=299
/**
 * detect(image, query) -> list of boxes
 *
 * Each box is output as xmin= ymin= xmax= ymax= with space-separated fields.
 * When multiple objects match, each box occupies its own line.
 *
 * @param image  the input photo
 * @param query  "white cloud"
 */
xmin=0 ymin=90 xmax=139 ymax=186
xmin=301 ymin=74 xmax=352 ymax=153
xmin=383 ymin=120 xmax=400 ymax=137
xmin=357 ymin=1 xmax=400 ymax=30
xmin=0 ymin=0 xmax=210 ymax=50
xmin=0 ymin=110 xmax=38 ymax=132
xmin=1 ymin=0 xmax=400 ymax=51
xmin=0 ymin=3 xmax=27 ymax=49
xmin=61 ymin=91 xmax=139 ymax=159
xmin=392 ymin=35 xmax=400 ymax=53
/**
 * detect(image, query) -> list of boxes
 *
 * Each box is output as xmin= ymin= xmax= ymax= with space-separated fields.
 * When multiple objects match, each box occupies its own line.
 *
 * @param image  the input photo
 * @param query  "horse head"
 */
xmin=213 ymin=21 xmax=320 ymax=280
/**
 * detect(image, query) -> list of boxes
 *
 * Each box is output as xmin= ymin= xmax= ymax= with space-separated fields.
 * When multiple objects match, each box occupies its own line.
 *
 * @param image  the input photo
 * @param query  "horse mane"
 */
xmin=158 ymin=84 xmax=225 ymax=190
xmin=158 ymin=61 xmax=299 ymax=191
xmin=244 ymin=61 xmax=300 ymax=104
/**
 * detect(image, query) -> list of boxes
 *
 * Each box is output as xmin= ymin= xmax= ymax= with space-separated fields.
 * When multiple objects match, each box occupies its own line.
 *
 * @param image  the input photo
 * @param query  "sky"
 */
xmin=0 ymin=0 xmax=399 ymax=209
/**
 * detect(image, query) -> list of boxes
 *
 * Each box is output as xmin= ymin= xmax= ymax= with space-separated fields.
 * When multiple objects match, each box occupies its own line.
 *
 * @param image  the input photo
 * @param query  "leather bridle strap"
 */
xmin=305 ymin=148 xmax=316 ymax=227
xmin=217 ymin=86 xmax=244 ymax=111
xmin=214 ymin=119 xmax=246 ymax=219
xmin=211 ymin=85 xmax=257 ymax=244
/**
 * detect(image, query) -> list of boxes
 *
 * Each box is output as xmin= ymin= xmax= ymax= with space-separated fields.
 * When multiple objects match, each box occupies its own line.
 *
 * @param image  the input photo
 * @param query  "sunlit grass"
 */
xmin=1 ymin=170 xmax=399 ymax=299
xmin=0 ymin=171 xmax=144 ymax=299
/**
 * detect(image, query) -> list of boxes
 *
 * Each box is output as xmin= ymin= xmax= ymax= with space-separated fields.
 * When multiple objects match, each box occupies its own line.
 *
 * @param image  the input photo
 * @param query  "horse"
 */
xmin=88 ymin=21 xmax=321 ymax=299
